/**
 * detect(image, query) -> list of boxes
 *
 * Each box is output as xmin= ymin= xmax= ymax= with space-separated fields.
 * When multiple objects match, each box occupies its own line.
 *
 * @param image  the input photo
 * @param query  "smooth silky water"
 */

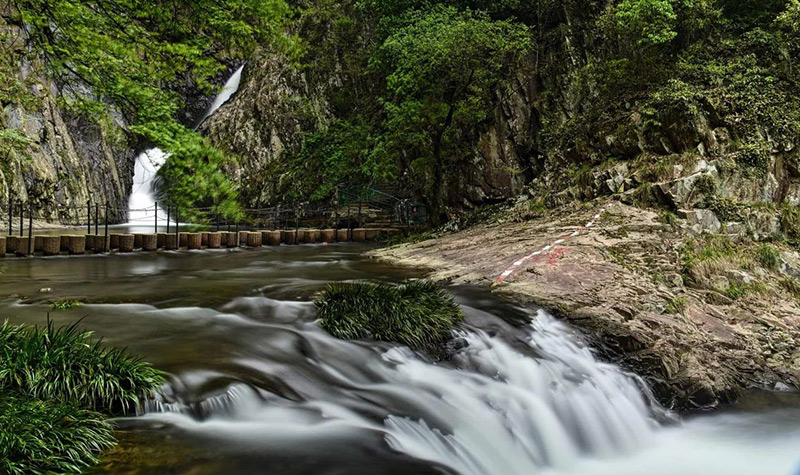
xmin=0 ymin=246 xmax=799 ymax=474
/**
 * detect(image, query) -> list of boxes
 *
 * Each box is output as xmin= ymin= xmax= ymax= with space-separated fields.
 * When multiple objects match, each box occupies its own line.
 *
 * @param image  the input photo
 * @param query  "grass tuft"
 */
xmin=0 ymin=392 xmax=115 ymax=475
xmin=50 ymin=299 xmax=82 ymax=310
xmin=0 ymin=319 xmax=164 ymax=414
xmin=665 ymin=297 xmax=687 ymax=314
xmin=756 ymin=245 xmax=780 ymax=271
xmin=0 ymin=319 xmax=164 ymax=474
xmin=315 ymin=280 xmax=464 ymax=354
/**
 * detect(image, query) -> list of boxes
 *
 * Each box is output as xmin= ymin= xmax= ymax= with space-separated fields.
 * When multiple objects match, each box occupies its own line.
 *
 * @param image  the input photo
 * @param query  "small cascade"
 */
xmin=137 ymin=311 xmax=662 ymax=474
xmin=380 ymin=311 xmax=659 ymax=474
xmin=139 ymin=383 xmax=260 ymax=419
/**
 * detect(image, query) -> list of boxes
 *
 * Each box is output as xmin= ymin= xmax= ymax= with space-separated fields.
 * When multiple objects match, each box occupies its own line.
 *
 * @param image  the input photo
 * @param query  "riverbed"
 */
xmin=0 ymin=245 xmax=799 ymax=474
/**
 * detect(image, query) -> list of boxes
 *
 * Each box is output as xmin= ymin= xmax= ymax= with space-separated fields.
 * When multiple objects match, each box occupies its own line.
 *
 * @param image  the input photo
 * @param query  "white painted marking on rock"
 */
xmin=494 ymin=203 xmax=614 ymax=284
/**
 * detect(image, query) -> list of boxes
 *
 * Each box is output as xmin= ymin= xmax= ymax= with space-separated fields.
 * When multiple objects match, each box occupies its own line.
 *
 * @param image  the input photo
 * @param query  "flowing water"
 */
xmin=0 ymin=245 xmax=799 ymax=474
xmin=128 ymin=148 xmax=170 ymax=232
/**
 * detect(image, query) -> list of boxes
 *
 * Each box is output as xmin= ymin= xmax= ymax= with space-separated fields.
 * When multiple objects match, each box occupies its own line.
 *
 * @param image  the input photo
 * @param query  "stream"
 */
xmin=0 ymin=245 xmax=799 ymax=474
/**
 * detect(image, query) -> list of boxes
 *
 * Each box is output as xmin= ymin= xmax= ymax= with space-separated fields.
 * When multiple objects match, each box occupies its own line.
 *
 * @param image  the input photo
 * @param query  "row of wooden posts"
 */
xmin=0 ymin=228 xmax=398 ymax=257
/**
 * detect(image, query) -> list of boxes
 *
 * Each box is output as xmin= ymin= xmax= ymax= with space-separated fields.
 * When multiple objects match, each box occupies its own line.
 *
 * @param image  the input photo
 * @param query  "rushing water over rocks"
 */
xmin=0 ymin=246 xmax=799 ymax=474
xmin=136 ymin=311 xmax=661 ymax=474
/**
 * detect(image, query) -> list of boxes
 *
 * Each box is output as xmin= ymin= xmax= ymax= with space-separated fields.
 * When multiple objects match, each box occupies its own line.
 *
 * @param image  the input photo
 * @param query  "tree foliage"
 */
xmin=615 ymin=0 xmax=679 ymax=45
xmin=371 ymin=7 xmax=531 ymax=218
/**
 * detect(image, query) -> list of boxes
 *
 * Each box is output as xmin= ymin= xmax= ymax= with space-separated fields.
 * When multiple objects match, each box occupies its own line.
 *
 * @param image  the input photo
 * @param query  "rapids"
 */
xmin=0 ymin=246 xmax=799 ymax=474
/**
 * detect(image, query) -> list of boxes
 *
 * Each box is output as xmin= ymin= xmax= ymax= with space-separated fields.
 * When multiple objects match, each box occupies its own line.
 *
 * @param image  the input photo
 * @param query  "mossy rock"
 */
xmin=315 ymin=280 xmax=464 ymax=354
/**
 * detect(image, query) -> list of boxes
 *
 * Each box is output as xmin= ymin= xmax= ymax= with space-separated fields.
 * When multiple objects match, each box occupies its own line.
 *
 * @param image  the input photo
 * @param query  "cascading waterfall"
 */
xmin=127 ymin=148 xmax=170 ymax=227
xmin=126 ymin=65 xmax=245 ymax=226
xmin=138 ymin=310 xmax=662 ymax=474
xmin=381 ymin=313 xmax=659 ymax=475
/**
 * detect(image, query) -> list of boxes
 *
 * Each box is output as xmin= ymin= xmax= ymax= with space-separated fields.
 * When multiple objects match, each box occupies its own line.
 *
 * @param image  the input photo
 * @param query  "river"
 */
xmin=0 ymin=245 xmax=799 ymax=474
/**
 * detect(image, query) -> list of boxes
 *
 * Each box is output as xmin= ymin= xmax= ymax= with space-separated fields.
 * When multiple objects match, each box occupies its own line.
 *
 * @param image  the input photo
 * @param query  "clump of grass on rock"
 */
xmin=315 ymin=280 xmax=464 ymax=354
xmin=0 ymin=319 xmax=164 ymax=473
xmin=50 ymin=298 xmax=82 ymax=310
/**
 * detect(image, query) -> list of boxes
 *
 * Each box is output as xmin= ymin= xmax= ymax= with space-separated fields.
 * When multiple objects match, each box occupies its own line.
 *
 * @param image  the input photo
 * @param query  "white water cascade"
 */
xmin=380 ymin=312 xmax=660 ymax=474
xmin=126 ymin=65 xmax=245 ymax=227
xmin=138 ymin=310 xmax=663 ymax=474
xmin=197 ymin=64 xmax=244 ymax=125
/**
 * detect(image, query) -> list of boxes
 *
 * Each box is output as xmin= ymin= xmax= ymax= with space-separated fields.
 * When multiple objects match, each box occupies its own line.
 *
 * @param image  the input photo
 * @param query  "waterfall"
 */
xmin=380 ymin=312 xmax=658 ymax=474
xmin=126 ymin=65 xmax=245 ymax=225
xmin=138 ymin=310 xmax=661 ymax=474
xmin=127 ymin=148 xmax=170 ymax=227
xmin=197 ymin=64 xmax=244 ymax=125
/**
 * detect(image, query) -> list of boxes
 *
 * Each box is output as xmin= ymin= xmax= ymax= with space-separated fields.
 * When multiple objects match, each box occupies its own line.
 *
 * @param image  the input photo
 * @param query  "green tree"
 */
xmin=370 ymin=6 xmax=531 ymax=219
xmin=615 ymin=0 xmax=678 ymax=45
xmin=777 ymin=0 xmax=800 ymax=68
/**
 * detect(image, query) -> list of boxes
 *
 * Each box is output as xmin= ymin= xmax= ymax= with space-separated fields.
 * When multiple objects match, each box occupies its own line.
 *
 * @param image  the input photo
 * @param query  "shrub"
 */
xmin=736 ymin=142 xmax=771 ymax=175
xmin=315 ymin=280 xmax=464 ymax=354
xmin=0 ymin=320 xmax=164 ymax=414
xmin=756 ymin=245 xmax=781 ymax=270
xmin=0 ymin=392 xmax=115 ymax=475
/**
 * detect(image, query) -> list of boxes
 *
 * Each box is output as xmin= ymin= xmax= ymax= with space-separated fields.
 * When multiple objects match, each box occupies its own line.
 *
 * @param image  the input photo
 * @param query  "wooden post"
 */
xmin=295 ymin=206 xmax=300 ymax=245
xmin=87 ymin=200 xmax=91 ymax=235
xmin=175 ymin=206 xmax=179 ymax=247
xmin=167 ymin=205 xmax=171 ymax=234
xmin=19 ymin=201 xmax=23 ymax=237
xmin=154 ymin=202 xmax=158 ymax=233
xmin=27 ymin=204 xmax=32 ymax=256
xmin=94 ymin=202 xmax=99 ymax=235
xmin=7 ymin=197 xmax=12 ymax=236
xmin=334 ymin=186 xmax=339 ymax=239
xmin=347 ymin=204 xmax=352 ymax=241
xmin=104 ymin=202 xmax=109 ymax=243
xmin=357 ymin=195 xmax=362 ymax=229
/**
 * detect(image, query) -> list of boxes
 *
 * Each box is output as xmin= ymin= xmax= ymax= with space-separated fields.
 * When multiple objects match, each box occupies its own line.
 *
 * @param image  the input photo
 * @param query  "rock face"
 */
xmin=200 ymin=53 xmax=330 ymax=208
xmin=375 ymin=202 xmax=800 ymax=410
xmin=1 ymin=24 xmax=134 ymax=224
xmin=201 ymin=51 xmax=537 ymax=210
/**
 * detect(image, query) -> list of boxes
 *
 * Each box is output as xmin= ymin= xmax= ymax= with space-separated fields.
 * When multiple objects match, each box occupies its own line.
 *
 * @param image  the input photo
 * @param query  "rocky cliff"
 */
xmin=1 ymin=24 xmax=135 ymax=225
